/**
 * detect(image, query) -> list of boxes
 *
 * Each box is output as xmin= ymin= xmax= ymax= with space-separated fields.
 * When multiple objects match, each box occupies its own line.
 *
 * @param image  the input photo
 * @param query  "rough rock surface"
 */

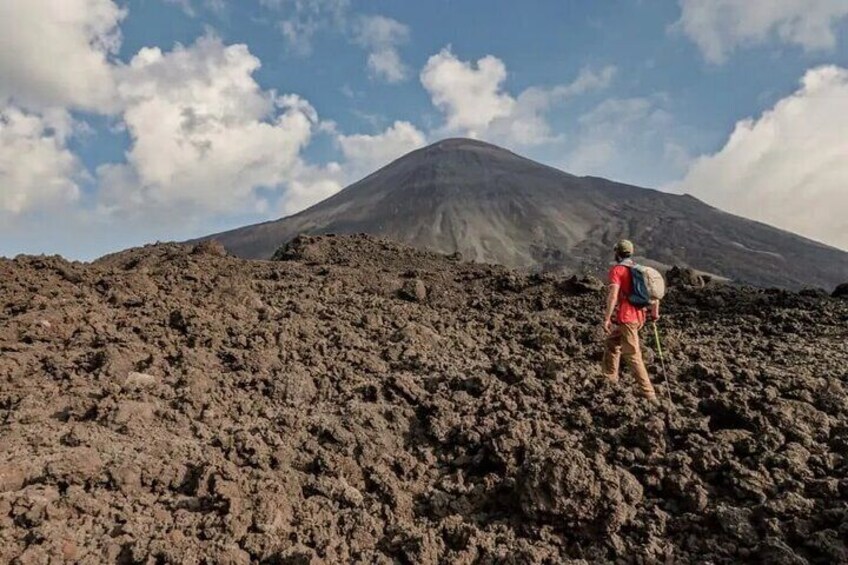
xmin=667 ymin=266 xmax=707 ymax=288
xmin=561 ymin=274 xmax=605 ymax=295
xmin=1 ymin=234 xmax=847 ymax=563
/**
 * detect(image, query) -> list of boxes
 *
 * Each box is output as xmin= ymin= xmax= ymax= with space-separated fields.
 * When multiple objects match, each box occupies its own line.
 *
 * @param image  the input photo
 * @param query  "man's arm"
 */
xmin=603 ymin=283 xmax=619 ymax=334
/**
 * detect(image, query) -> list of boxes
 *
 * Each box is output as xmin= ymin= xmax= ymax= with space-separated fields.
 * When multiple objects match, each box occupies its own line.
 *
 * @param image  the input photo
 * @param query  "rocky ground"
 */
xmin=1 ymin=234 xmax=847 ymax=564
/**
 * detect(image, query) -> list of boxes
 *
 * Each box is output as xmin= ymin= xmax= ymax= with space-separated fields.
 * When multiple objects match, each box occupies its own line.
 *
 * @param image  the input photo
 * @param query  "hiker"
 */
xmin=602 ymin=239 xmax=660 ymax=401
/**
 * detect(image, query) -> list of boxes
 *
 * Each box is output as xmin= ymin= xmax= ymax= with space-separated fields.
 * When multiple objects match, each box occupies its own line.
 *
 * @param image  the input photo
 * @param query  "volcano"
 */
xmin=203 ymin=138 xmax=848 ymax=289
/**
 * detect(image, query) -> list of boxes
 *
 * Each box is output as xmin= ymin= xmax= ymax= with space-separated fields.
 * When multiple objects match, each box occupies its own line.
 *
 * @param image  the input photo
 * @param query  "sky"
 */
xmin=1 ymin=0 xmax=847 ymax=259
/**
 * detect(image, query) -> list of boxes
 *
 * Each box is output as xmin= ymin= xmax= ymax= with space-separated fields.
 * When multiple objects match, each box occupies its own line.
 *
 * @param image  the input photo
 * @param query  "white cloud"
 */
xmin=0 ymin=106 xmax=83 ymax=214
xmin=260 ymin=3 xmax=412 ymax=84
xmin=675 ymin=0 xmax=848 ymax=64
xmin=338 ymin=120 xmax=426 ymax=172
xmin=421 ymin=48 xmax=615 ymax=147
xmin=261 ymin=0 xmax=351 ymax=55
xmin=483 ymin=87 xmax=557 ymax=146
xmin=262 ymin=4 xmax=412 ymax=82
xmin=0 ymin=1 xmax=383 ymax=257
xmin=0 ymin=0 xmax=126 ymax=112
xmin=277 ymin=120 xmax=427 ymax=215
xmin=421 ymin=48 xmax=515 ymax=134
xmin=278 ymin=162 xmax=344 ymax=215
xmin=556 ymin=66 xmax=618 ymax=97
xmin=367 ymin=49 xmax=407 ymax=84
xmin=567 ymin=98 xmax=671 ymax=172
xmin=560 ymin=95 xmax=695 ymax=188
xmin=98 ymin=35 xmax=319 ymax=221
xmin=354 ymin=15 xmax=410 ymax=83
xmin=486 ymin=67 xmax=617 ymax=147
xmin=278 ymin=19 xmax=322 ymax=56
xmin=677 ymin=65 xmax=848 ymax=250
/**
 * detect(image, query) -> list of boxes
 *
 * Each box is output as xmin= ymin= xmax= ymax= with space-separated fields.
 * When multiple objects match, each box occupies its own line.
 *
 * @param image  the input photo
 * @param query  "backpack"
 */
xmin=623 ymin=262 xmax=666 ymax=307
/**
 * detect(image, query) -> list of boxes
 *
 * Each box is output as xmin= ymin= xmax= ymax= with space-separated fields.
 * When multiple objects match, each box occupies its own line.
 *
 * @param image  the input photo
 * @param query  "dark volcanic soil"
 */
xmin=1 ymin=235 xmax=847 ymax=564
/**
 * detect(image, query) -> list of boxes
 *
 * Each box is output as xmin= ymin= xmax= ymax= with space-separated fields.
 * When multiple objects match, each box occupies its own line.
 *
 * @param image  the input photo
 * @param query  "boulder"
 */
xmin=517 ymin=447 xmax=643 ymax=536
xmin=832 ymin=283 xmax=848 ymax=298
xmin=192 ymin=240 xmax=227 ymax=257
xmin=561 ymin=274 xmax=604 ymax=295
xmin=122 ymin=372 xmax=157 ymax=390
xmin=399 ymin=279 xmax=428 ymax=302
xmin=800 ymin=288 xmax=829 ymax=298
xmin=666 ymin=266 xmax=705 ymax=288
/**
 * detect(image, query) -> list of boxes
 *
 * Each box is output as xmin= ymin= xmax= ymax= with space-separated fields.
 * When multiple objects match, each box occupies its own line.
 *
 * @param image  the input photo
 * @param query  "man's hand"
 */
xmin=603 ymin=318 xmax=613 ymax=335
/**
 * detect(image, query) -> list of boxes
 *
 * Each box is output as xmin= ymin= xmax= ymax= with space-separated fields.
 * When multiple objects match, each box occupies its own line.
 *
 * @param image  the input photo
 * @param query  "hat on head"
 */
xmin=614 ymin=239 xmax=634 ymax=255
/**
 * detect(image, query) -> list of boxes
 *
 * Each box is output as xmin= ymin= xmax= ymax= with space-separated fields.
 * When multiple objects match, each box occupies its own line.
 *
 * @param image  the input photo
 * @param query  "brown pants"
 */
xmin=602 ymin=322 xmax=656 ymax=399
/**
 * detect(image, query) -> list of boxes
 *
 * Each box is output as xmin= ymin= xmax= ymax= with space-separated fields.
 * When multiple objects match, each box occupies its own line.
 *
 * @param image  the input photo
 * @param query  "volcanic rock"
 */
xmin=1 ymin=235 xmax=847 ymax=563
xmin=399 ymin=278 xmax=428 ymax=302
xmin=517 ymin=447 xmax=643 ymax=536
xmin=667 ymin=265 xmax=706 ymax=288
xmin=192 ymin=239 xmax=227 ymax=257
xmin=561 ymin=274 xmax=605 ymax=295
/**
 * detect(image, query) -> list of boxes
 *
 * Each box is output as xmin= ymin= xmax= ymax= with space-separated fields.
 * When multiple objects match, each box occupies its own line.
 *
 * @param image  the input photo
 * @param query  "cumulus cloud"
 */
xmin=354 ymin=15 xmax=411 ymax=83
xmin=0 ymin=106 xmax=83 ymax=214
xmin=0 ymin=0 xmax=126 ymax=112
xmin=0 ymin=0 xmax=406 ymax=242
xmin=276 ymin=120 xmax=427 ymax=215
xmin=338 ymin=120 xmax=426 ymax=173
xmin=0 ymin=0 xmax=410 ymax=257
xmin=278 ymin=162 xmax=345 ymax=215
xmin=488 ymin=66 xmax=618 ymax=147
xmin=677 ymin=66 xmax=848 ymax=250
xmin=275 ymin=120 xmax=427 ymax=215
xmin=421 ymin=48 xmax=615 ymax=146
xmin=97 ymin=35 xmax=319 ymax=221
xmin=421 ymin=49 xmax=515 ymax=134
xmin=675 ymin=0 xmax=848 ymax=63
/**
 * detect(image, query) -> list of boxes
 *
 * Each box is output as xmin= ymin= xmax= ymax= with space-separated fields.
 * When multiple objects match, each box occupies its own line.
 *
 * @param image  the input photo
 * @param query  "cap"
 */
xmin=614 ymin=239 xmax=634 ymax=255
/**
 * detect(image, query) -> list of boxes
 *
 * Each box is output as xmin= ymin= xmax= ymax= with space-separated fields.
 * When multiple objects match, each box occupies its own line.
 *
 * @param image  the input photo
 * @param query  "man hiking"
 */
xmin=602 ymin=239 xmax=659 ymax=401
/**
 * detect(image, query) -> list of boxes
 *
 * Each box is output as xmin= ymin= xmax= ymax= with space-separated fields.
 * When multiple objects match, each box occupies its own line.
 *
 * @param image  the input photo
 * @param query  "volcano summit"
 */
xmin=205 ymin=138 xmax=848 ymax=290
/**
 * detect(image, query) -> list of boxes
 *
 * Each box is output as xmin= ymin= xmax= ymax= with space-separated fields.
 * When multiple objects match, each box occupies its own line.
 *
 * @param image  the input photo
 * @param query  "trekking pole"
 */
xmin=652 ymin=321 xmax=675 ymax=410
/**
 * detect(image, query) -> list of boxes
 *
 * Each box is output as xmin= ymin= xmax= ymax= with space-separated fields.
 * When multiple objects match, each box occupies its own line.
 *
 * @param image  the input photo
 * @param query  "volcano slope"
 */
xmin=204 ymin=138 xmax=848 ymax=291
xmin=1 ymin=235 xmax=847 ymax=564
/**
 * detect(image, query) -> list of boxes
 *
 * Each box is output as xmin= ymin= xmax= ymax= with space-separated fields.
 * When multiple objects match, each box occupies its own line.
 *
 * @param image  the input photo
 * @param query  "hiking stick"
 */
xmin=652 ymin=321 xmax=674 ymax=410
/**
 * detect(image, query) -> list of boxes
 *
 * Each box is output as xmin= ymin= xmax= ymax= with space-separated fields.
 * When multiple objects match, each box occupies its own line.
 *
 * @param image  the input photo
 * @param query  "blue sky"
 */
xmin=2 ymin=0 xmax=847 ymax=259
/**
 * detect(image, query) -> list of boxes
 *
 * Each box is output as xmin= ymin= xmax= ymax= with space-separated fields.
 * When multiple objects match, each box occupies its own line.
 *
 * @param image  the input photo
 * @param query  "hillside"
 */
xmin=203 ymin=138 xmax=848 ymax=290
xmin=2 ymin=235 xmax=847 ymax=563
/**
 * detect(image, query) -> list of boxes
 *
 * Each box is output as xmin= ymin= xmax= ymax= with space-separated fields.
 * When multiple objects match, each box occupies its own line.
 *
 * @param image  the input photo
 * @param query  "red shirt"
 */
xmin=608 ymin=263 xmax=646 ymax=325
